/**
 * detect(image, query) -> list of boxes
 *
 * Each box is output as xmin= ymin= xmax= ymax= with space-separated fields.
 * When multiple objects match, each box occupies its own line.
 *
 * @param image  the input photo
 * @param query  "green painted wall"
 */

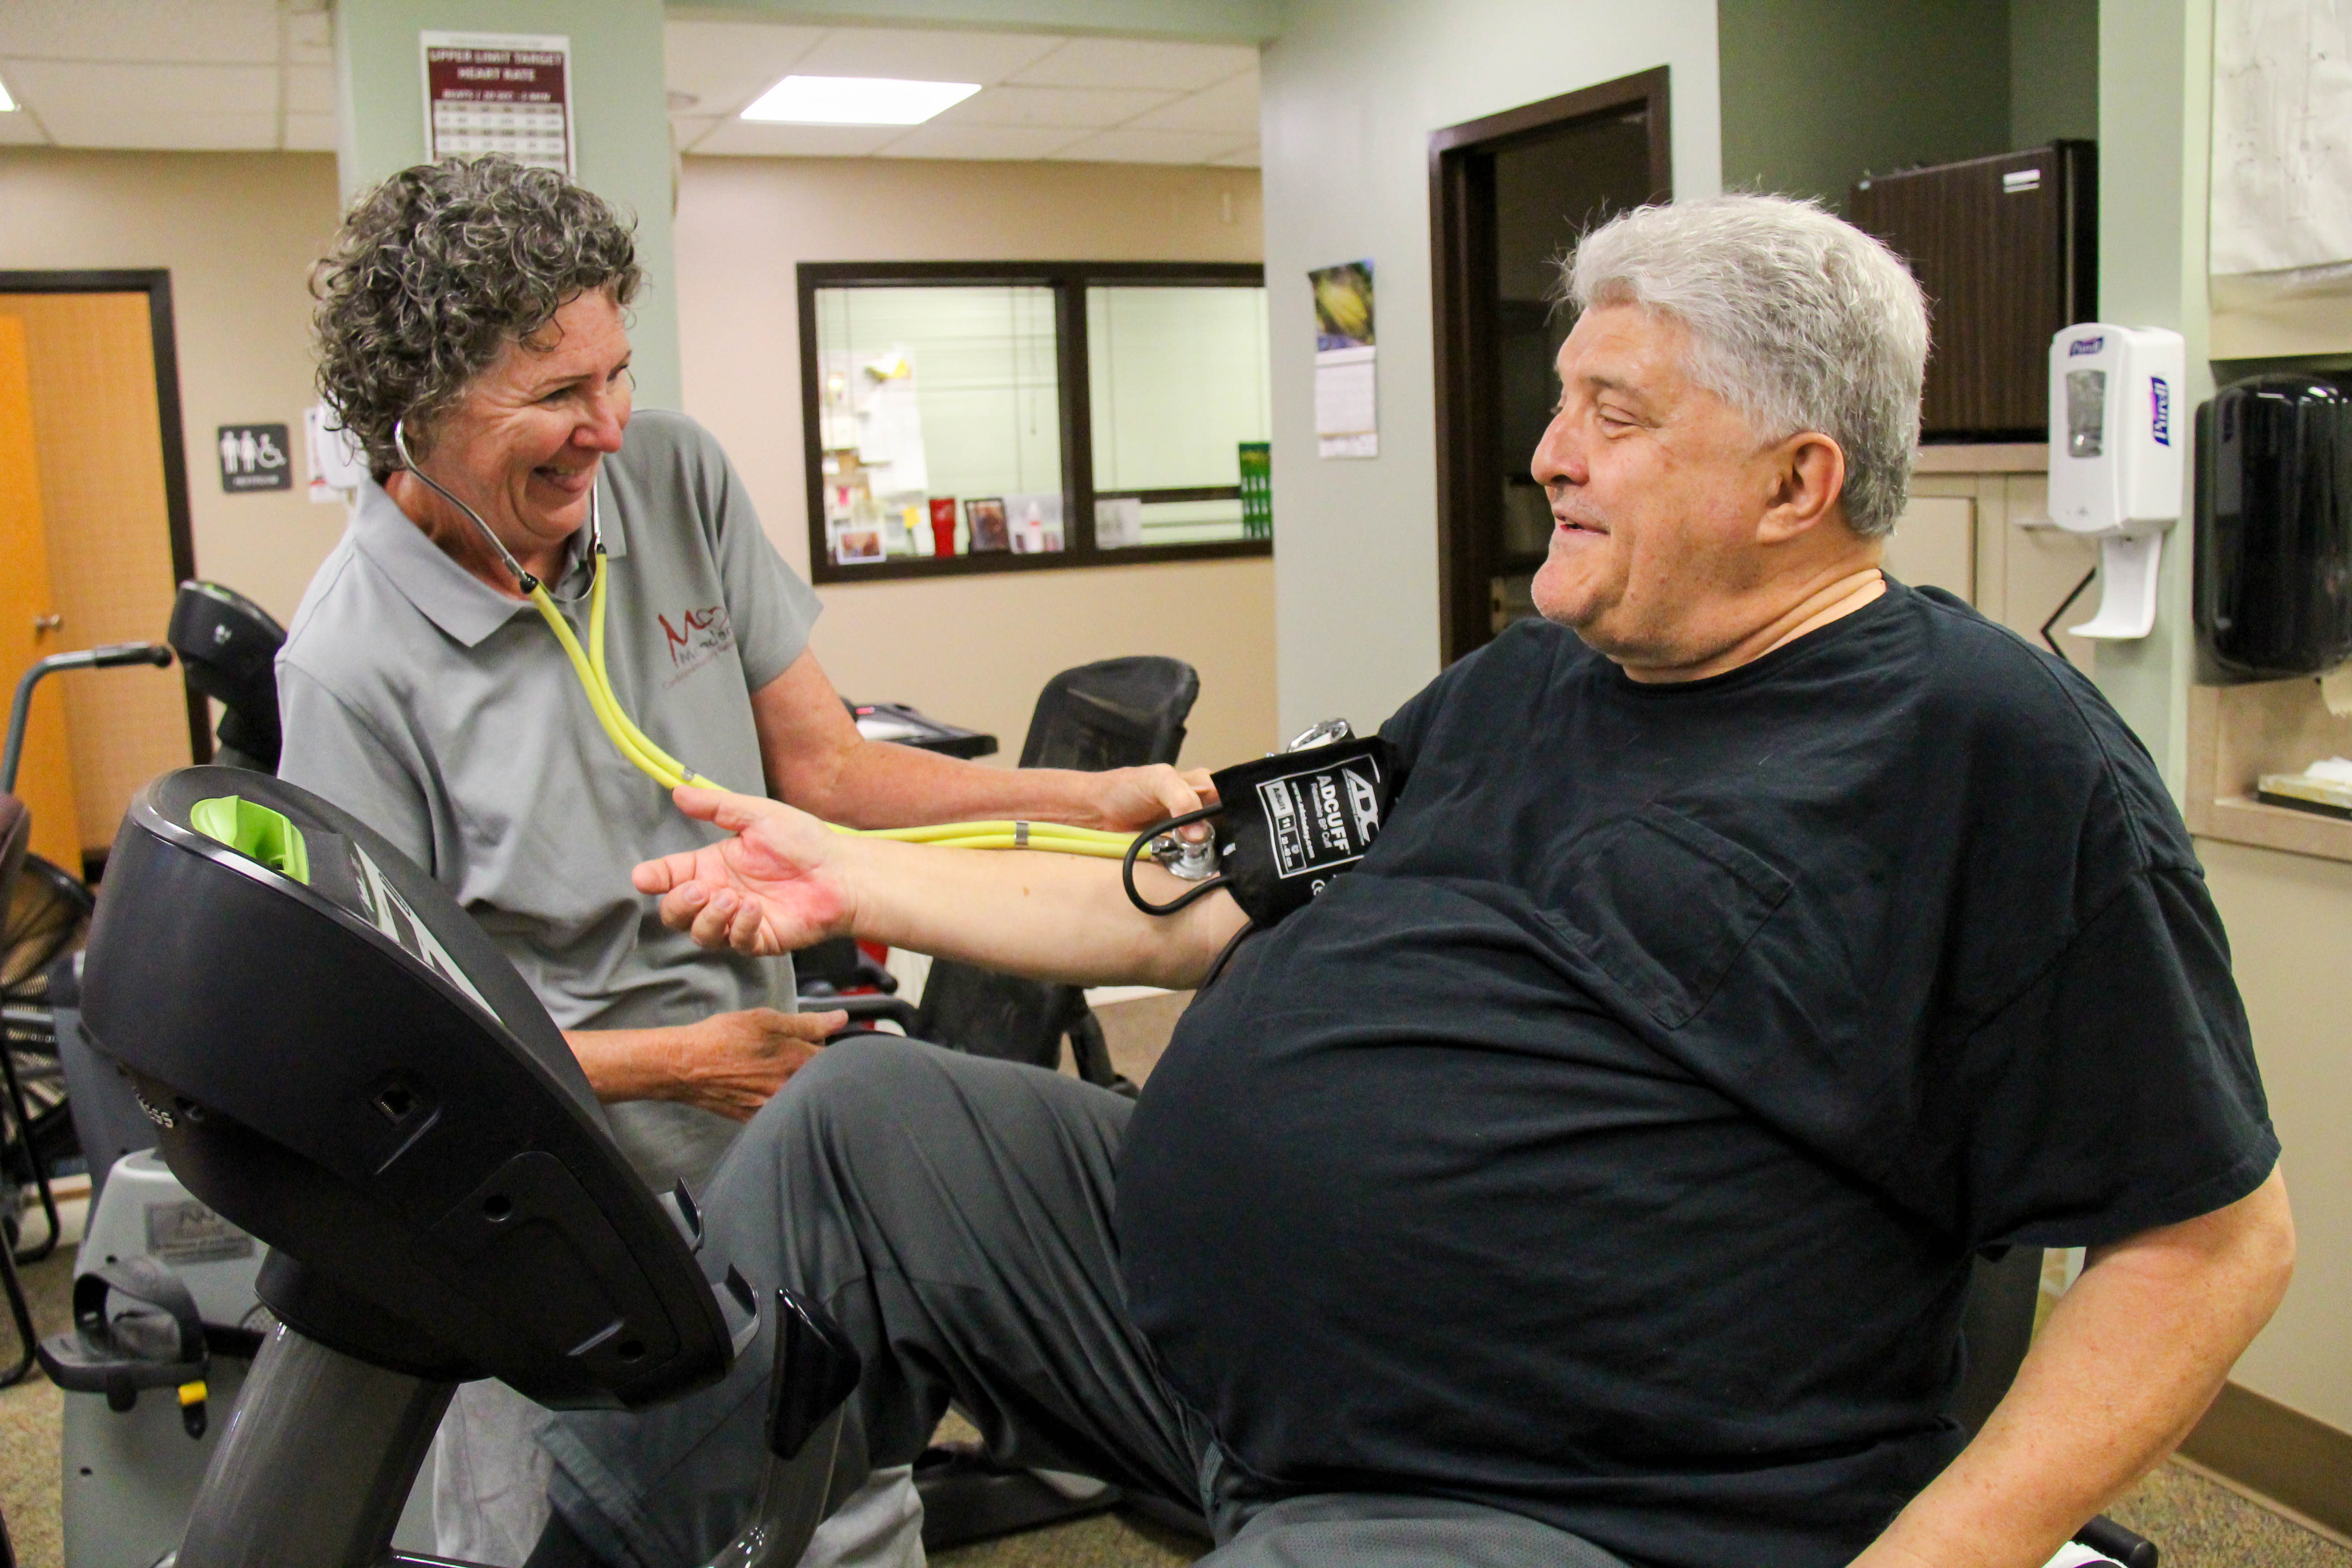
xmin=1717 ymin=0 xmax=2011 ymax=207
xmin=334 ymin=0 xmax=682 ymax=410
xmin=2008 ymin=0 xmax=2098 ymax=145
xmin=2089 ymin=0 xmax=2210 ymax=790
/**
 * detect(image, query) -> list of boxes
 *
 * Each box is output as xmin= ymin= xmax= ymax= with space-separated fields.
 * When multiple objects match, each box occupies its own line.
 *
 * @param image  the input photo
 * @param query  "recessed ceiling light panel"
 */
xmin=0 ymin=76 xmax=16 ymax=113
xmin=741 ymin=75 xmax=981 ymax=126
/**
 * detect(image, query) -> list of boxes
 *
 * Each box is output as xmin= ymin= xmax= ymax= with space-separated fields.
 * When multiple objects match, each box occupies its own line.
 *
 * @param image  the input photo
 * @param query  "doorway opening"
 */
xmin=1430 ymin=69 xmax=1671 ymax=664
xmin=0 ymin=271 xmax=201 ymax=880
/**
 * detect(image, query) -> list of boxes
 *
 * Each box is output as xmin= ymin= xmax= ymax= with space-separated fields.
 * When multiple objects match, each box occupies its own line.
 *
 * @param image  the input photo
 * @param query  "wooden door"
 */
xmin=0 ymin=316 xmax=84 ymax=867
xmin=1430 ymin=69 xmax=1672 ymax=664
xmin=0 ymin=291 xmax=190 ymax=861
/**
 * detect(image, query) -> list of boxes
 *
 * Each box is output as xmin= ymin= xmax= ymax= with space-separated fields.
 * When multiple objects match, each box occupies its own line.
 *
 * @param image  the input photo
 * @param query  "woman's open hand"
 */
xmin=634 ymin=787 xmax=855 ymax=955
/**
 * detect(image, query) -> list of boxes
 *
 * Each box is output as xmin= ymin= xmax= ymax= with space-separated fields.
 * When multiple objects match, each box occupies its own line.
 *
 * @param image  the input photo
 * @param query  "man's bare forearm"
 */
xmin=1855 ymin=1167 xmax=2294 ymax=1568
xmin=838 ymin=832 xmax=1247 ymax=990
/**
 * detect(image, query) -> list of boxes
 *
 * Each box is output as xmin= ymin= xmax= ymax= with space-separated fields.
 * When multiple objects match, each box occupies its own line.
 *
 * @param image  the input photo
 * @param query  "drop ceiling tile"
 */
xmin=284 ymin=63 xmax=335 ymax=116
xmin=691 ymin=119 xmax=902 ymax=158
xmin=283 ymin=111 xmax=336 ymax=152
xmin=663 ymin=20 xmax=825 ymax=118
xmin=3 ymin=60 xmax=276 ymax=118
xmin=1210 ymin=144 xmax=1261 ymax=168
xmin=285 ymin=10 xmax=333 ymax=66
xmin=34 ymin=108 xmax=277 ymax=151
xmin=874 ymin=122 xmax=1088 ymax=161
xmin=1010 ymin=38 xmax=1256 ymax=92
xmin=0 ymin=110 xmax=51 ymax=146
xmin=1125 ymin=69 xmax=1257 ymax=135
xmin=789 ymin=26 xmax=1064 ymax=87
xmin=0 ymin=0 xmax=278 ymax=64
xmin=1049 ymin=127 xmax=1255 ymax=166
xmin=933 ymin=84 xmax=1177 ymax=129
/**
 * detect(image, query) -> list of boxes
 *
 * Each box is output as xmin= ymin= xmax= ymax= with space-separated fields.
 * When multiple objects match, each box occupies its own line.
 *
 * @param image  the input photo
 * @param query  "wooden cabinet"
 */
xmin=1852 ymin=142 xmax=2097 ymax=442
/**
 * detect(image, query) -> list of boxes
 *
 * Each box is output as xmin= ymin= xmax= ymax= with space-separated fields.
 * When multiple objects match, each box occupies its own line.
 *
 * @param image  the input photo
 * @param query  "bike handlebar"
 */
xmin=4 ymin=643 xmax=176 ymax=795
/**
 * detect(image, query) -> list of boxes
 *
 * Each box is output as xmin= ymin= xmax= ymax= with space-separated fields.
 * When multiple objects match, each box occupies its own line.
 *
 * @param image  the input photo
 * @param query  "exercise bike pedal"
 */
xmin=36 ymin=1259 xmax=211 ymax=1434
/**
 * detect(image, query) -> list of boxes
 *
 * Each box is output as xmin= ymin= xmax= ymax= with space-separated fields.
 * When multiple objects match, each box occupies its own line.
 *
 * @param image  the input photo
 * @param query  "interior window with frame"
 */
xmin=799 ymin=261 xmax=1271 ymax=582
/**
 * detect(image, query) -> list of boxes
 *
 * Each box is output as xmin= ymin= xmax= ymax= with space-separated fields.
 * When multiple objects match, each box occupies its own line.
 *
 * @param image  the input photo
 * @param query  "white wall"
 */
xmin=674 ymin=155 xmax=1278 ymax=770
xmin=1259 ymin=0 xmax=1722 ymax=734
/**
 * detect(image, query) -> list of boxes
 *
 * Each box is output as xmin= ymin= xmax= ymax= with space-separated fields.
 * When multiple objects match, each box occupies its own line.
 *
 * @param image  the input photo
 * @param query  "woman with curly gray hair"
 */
xmin=279 ymin=157 xmax=1201 ymax=1564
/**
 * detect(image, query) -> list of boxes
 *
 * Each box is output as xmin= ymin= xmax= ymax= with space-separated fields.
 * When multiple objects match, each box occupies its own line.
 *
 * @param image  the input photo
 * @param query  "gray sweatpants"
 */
xmin=540 ymin=1037 xmax=1626 ymax=1568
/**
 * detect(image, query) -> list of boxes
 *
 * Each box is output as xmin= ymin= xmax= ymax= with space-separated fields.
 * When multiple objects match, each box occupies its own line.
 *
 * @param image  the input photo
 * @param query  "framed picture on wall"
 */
xmin=965 ymin=497 xmax=1009 ymax=553
xmin=834 ymin=527 xmax=885 ymax=565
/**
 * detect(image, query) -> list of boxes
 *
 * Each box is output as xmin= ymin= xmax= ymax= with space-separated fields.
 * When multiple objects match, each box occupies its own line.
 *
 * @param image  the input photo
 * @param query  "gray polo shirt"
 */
xmin=279 ymin=410 xmax=822 ymax=1193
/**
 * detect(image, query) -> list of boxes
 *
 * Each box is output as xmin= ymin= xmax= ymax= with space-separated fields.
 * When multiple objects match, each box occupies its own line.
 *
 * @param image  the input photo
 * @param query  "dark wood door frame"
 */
xmin=0 ymin=268 xmax=206 ymax=760
xmin=1428 ymin=68 xmax=1671 ymax=665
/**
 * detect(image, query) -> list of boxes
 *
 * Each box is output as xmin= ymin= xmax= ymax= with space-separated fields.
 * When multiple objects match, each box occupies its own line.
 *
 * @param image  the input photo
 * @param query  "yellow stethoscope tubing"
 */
xmin=391 ymin=417 xmax=1132 ymax=856
xmin=525 ymin=557 xmax=716 ymax=793
xmin=541 ymin=556 xmax=1132 ymax=856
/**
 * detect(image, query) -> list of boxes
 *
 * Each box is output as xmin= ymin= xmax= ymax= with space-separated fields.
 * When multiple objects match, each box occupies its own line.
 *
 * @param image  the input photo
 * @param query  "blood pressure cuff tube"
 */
xmin=1206 ymin=737 xmax=1395 ymax=926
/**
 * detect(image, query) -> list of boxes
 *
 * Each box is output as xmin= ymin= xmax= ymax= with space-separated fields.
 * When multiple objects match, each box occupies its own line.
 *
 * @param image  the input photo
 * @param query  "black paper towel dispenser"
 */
xmin=2196 ymin=373 xmax=2352 ymax=681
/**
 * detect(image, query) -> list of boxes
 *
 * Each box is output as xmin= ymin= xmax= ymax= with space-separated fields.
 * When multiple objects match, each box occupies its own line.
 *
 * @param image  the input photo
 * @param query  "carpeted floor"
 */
xmin=5 ymin=994 xmax=2344 ymax=1568
xmin=1 ymin=1220 xmax=76 ymax=1568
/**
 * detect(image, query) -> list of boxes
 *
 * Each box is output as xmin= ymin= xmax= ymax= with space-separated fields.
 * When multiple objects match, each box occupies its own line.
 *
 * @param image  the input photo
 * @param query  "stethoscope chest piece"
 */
xmin=1124 ymin=723 xmax=1394 ymax=926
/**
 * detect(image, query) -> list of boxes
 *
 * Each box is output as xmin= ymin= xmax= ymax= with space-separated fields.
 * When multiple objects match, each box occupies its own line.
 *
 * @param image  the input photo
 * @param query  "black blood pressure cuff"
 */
xmin=1204 ymin=736 xmax=1395 ymax=926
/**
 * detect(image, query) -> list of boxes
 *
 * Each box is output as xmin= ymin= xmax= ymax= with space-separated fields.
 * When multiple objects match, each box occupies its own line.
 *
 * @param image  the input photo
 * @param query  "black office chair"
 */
xmin=829 ymin=659 xmax=1204 ymax=1550
xmin=801 ymin=657 xmax=1202 ymax=1093
xmin=167 ymin=580 xmax=286 ymax=773
xmin=913 ymin=657 xmax=1200 ymax=1093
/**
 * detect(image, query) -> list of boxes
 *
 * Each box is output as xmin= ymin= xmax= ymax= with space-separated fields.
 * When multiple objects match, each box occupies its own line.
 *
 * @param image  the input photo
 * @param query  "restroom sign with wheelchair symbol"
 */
xmin=218 ymin=423 xmax=293 ymax=492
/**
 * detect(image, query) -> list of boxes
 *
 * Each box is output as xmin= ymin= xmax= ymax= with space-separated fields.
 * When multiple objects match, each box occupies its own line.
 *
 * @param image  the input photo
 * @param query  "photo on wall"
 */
xmin=1005 ymin=493 xmax=1064 ymax=553
xmin=965 ymin=497 xmax=1010 ymax=552
xmin=833 ymin=527 xmax=885 ymax=565
xmin=1309 ymin=260 xmax=1375 ymax=350
xmin=1095 ymin=495 xmax=1144 ymax=549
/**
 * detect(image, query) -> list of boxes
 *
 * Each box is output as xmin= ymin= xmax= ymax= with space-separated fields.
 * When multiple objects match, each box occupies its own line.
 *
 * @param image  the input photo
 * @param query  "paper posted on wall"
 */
xmin=1310 ymin=260 xmax=1378 ymax=460
xmin=855 ymin=348 xmax=930 ymax=497
xmin=421 ymin=31 xmax=574 ymax=176
xmin=2210 ymin=0 xmax=2352 ymax=307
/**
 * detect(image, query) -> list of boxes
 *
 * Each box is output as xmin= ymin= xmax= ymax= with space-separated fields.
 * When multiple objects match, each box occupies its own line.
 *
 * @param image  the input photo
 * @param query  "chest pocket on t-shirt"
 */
xmin=1538 ymin=803 xmax=1795 ymax=1029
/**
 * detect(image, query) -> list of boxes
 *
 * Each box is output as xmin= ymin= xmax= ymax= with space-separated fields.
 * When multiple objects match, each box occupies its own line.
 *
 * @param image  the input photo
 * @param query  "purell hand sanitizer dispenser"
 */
xmin=2048 ymin=324 xmax=2187 ymax=639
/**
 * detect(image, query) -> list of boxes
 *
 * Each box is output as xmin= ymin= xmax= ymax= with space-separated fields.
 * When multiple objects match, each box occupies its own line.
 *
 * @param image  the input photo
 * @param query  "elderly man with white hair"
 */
xmin=534 ymin=196 xmax=2293 ymax=1568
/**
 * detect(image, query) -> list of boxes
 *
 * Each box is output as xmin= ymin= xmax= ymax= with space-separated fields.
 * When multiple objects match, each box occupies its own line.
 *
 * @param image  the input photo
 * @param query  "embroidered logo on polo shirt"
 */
xmin=659 ymin=603 xmax=735 ymax=683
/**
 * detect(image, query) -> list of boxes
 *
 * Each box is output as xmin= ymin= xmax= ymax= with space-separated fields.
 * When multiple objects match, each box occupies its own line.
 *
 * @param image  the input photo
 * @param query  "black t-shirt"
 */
xmin=1117 ymin=583 xmax=2276 ymax=1568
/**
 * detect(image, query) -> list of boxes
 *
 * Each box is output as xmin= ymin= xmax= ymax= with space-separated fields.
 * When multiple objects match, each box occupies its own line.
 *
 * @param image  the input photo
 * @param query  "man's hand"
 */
xmin=634 ymin=788 xmax=856 ymax=956
xmin=661 ymin=1006 xmax=845 ymax=1121
xmin=1081 ymin=765 xmax=1217 ymax=832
